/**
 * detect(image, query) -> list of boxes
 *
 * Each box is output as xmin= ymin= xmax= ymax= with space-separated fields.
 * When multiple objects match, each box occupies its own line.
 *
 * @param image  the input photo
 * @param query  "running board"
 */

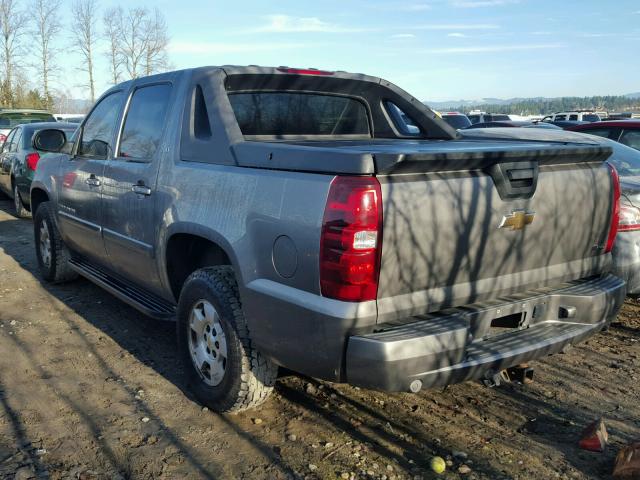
xmin=68 ymin=258 xmax=176 ymax=320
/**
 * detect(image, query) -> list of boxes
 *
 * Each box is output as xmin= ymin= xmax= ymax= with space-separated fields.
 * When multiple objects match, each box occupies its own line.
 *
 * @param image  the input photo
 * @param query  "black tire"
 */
xmin=34 ymin=201 xmax=78 ymax=283
xmin=13 ymin=183 xmax=30 ymax=218
xmin=177 ymin=266 xmax=278 ymax=413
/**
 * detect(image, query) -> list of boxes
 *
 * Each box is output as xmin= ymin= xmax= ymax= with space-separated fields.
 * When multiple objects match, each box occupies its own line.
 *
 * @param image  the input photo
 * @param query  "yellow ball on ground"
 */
xmin=430 ymin=456 xmax=446 ymax=474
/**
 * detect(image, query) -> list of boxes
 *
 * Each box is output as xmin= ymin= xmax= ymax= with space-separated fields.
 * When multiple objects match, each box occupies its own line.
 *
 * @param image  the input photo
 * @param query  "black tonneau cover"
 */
xmin=232 ymin=136 xmax=613 ymax=175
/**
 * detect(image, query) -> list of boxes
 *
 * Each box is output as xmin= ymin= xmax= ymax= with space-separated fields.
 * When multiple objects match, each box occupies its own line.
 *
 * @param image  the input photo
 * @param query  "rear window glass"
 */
xmin=583 ymin=114 xmax=600 ymax=122
xmin=0 ymin=112 xmax=55 ymax=128
xmin=229 ymin=92 xmax=370 ymax=136
xmin=490 ymin=114 xmax=510 ymax=121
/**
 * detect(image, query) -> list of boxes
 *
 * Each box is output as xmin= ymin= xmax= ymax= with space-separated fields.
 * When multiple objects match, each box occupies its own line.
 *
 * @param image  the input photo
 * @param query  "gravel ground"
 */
xmin=0 ymin=199 xmax=638 ymax=480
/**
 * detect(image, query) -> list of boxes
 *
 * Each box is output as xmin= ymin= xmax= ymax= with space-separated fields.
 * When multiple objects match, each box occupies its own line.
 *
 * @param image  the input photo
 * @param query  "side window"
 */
xmin=569 ymin=114 xmax=578 ymax=121
xmin=619 ymin=130 xmax=640 ymax=151
xmin=118 ymin=83 xmax=172 ymax=160
xmin=2 ymin=129 xmax=16 ymax=152
xmin=555 ymin=115 xmax=567 ymax=121
xmin=580 ymin=128 xmax=613 ymax=139
xmin=385 ymin=102 xmax=421 ymax=136
xmin=78 ymin=91 xmax=123 ymax=160
xmin=10 ymin=129 xmax=22 ymax=153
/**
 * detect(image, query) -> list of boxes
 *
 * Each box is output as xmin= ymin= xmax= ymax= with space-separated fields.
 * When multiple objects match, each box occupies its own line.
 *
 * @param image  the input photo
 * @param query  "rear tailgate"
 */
xmin=374 ymin=137 xmax=615 ymax=322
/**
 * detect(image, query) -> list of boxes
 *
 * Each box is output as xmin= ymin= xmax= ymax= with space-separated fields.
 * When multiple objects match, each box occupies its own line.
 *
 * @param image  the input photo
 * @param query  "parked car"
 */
xmin=542 ymin=111 xmax=601 ymax=123
xmin=543 ymin=120 xmax=590 ymax=129
xmin=441 ymin=112 xmax=471 ymax=129
xmin=0 ymin=122 xmax=77 ymax=217
xmin=55 ymin=114 xmax=86 ymax=124
xmin=465 ymin=126 xmax=640 ymax=298
xmin=0 ymin=109 xmax=56 ymax=145
xmin=30 ymin=66 xmax=625 ymax=413
xmin=607 ymin=112 xmax=640 ymax=120
xmin=467 ymin=111 xmax=511 ymax=124
xmin=464 ymin=120 xmax=561 ymax=129
xmin=567 ymin=121 xmax=640 ymax=151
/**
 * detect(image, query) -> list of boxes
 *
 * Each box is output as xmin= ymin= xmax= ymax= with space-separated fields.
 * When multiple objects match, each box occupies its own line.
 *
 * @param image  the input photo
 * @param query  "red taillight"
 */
xmin=605 ymin=163 xmax=621 ymax=253
xmin=320 ymin=176 xmax=382 ymax=302
xmin=26 ymin=152 xmax=41 ymax=171
xmin=277 ymin=67 xmax=334 ymax=76
xmin=0 ymin=134 xmax=6 ymax=143
xmin=618 ymin=204 xmax=640 ymax=232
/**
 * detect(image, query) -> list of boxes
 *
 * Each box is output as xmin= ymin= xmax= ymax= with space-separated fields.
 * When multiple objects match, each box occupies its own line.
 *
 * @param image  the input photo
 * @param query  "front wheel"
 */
xmin=13 ymin=184 xmax=30 ymax=218
xmin=34 ymin=202 xmax=78 ymax=283
xmin=177 ymin=266 xmax=278 ymax=413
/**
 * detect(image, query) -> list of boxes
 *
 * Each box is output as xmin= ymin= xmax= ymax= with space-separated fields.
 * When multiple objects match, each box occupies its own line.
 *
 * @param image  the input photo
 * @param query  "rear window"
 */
xmin=490 ymin=114 xmax=510 ymax=121
xmin=0 ymin=112 xmax=55 ymax=128
xmin=229 ymin=92 xmax=370 ymax=136
xmin=583 ymin=114 xmax=601 ymax=122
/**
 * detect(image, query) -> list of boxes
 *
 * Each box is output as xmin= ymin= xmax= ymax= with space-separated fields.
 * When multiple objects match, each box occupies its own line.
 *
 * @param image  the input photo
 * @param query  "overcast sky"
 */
xmin=60 ymin=0 xmax=639 ymax=102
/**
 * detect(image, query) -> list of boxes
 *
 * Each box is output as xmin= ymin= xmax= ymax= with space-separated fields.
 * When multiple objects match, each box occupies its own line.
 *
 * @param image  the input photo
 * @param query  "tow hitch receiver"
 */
xmin=482 ymin=369 xmax=511 ymax=388
xmin=482 ymin=365 xmax=534 ymax=387
xmin=506 ymin=364 xmax=534 ymax=384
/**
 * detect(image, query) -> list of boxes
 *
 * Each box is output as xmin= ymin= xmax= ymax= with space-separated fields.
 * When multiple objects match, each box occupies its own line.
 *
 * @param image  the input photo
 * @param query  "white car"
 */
xmin=542 ymin=111 xmax=601 ymax=123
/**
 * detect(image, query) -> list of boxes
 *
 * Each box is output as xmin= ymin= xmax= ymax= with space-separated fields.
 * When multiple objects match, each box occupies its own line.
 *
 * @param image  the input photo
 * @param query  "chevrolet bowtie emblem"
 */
xmin=499 ymin=210 xmax=535 ymax=231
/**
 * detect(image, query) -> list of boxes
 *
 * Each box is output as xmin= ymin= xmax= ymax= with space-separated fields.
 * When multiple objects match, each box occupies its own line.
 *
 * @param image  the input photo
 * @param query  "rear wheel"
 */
xmin=13 ymin=184 xmax=30 ymax=218
xmin=177 ymin=266 xmax=278 ymax=413
xmin=34 ymin=202 xmax=78 ymax=283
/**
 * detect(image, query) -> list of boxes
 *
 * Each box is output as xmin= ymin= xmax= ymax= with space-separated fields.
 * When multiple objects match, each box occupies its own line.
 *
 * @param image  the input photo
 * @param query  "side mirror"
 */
xmin=32 ymin=129 xmax=67 ymax=153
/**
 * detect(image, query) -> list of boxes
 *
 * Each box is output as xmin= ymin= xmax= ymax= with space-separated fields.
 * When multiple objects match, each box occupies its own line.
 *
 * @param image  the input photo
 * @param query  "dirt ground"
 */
xmin=0 ymin=199 xmax=638 ymax=480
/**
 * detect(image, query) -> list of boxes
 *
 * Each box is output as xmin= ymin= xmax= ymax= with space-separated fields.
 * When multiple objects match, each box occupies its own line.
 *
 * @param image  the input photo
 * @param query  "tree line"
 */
xmin=451 ymin=95 xmax=640 ymax=116
xmin=0 ymin=0 xmax=170 ymax=112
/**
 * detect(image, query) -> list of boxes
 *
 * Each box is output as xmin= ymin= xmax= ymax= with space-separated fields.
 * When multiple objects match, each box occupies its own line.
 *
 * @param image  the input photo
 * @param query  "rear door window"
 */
xmin=2 ymin=129 xmax=16 ymax=152
xmin=9 ymin=128 xmax=22 ymax=153
xmin=229 ymin=92 xmax=370 ymax=136
xmin=579 ymin=128 xmax=614 ymax=139
xmin=619 ymin=130 xmax=640 ymax=151
xmin=118 ymin=83 xmax=172 ymax=160
xmin=569 ymin=114 xmax=578 ymax=121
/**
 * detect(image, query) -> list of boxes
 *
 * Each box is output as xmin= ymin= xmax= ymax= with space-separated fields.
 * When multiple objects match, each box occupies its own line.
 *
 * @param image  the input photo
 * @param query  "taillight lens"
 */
xmin=26 ymin=152 xmax=41 ymax=171
xmin=619 ymin=204 xmax=640 ymax=232
xmin=605 ymin=163 xmax=621 ymax=253
xmin=320 ymin=176 xmax=382 ymax=302
xmin=0 ymin=134 xmax=6 ymax=144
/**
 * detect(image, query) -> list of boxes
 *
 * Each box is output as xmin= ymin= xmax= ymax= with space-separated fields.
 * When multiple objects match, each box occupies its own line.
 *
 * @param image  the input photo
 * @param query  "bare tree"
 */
xmin=119 ymin=7 xmax=150 ymax=79
xmin=0 ymin=0 xmax=27 ymax=107
xmin=103 ymin=6 xmax=171 ymax=84
xmin=143 ymin=8 xmax=170 ymax=76
xmin=103 ymin=6 xmax=123 ymax=85
xmin=70 ymin=0 xmax=98 ymax=102
xmin=32 ymin=0 xmax=62 ymax=110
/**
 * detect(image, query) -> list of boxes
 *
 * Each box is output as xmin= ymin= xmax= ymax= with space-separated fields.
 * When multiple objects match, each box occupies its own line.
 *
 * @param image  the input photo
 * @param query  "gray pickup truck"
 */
xmin=30 ymin=66 xmax=626 ymax=413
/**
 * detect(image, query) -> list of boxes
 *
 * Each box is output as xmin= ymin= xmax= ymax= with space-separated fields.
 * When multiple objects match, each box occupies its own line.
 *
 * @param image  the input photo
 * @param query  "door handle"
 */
xmin=131 ymin=184 xmax=152 ymax=196
xmin=86 ymin=176 xmax=101 ymax=187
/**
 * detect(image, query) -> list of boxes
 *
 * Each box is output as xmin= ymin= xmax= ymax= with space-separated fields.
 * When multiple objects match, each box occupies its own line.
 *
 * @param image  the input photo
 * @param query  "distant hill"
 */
xmin=425 ymin=95 xmax=640 ymax=115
